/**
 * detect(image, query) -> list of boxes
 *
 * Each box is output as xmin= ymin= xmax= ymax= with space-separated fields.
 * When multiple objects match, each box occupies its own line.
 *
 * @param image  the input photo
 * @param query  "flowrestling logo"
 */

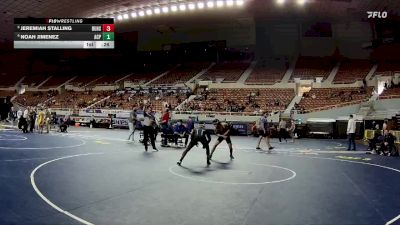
xmin=367 ymin=11 xmax=388 ymax=18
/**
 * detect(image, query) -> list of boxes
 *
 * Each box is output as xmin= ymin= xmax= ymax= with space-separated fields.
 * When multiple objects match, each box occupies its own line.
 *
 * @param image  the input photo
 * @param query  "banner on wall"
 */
xmin=113 ymin=118 xmax=129 ymax=128
xmin=231 ymin=122 xmax=248 ymax=136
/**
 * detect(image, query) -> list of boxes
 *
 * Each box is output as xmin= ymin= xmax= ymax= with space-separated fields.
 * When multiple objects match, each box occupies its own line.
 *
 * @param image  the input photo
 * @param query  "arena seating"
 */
xmin=125 ymin=72 xmax=163 ymax=85
xmin=291 ymin=56 xmax=335 ymax=81
xmin=14 ymin=90 xmax=58 ymax=107
xmin=380 ymin=86 xmax=400 ymax=99
xmin=70 ymin=75 xmax=102 ymax=87
xmin=31 ymin=61 xmax=57 ymax=74
xmin=0 ymin=53 xmax=29 ymax=87
xmin=184 ymin=88 xmax=294 ymax=113
xmin=297 ymin=87 xmax=372 ymax=112
xmin=374 ymin=61 xmax=400 ymax=78
xmin=151 ymin=63 xmax=209 ymax=85
xmin=46 ymin=90 xmax=111 ymax=109
xmin=333 ymin=59 xmax=372 ymax=84
xmin=101 ymin=90 xmax=187 ymax=112
xmin=40 ymin=76 xmax=74 ymax=88
xmin=21 ymin=75 xmax=49 ymax=87
xmin=199 ymin=61 xmax=250 ymax=82
xmin=0 ymin=74 xmax=25 ymax=88
xmin=90 ymin=74 xmax=128 ymax=86
xmin=0 ymin=90 xmax=16 ymax=98
xmin=245 ymin=60 xmax=286 ymax=84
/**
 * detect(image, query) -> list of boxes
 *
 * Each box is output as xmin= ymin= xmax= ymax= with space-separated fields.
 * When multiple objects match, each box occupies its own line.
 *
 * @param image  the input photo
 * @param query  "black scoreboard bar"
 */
xmin=14 ymin=18 xmax=115 ymax=49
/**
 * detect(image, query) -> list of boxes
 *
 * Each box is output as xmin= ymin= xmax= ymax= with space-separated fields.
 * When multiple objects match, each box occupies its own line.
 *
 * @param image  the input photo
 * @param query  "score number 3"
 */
xmin=102 ymin=24 xmax=114 ymax=32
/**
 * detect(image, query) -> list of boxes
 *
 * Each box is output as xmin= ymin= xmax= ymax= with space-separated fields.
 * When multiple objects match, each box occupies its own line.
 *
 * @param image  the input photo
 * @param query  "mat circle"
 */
xmin=169 ymin=163 xmax=296 ymax=185
xmin=0 ymin=134 xmax=27 ymax=141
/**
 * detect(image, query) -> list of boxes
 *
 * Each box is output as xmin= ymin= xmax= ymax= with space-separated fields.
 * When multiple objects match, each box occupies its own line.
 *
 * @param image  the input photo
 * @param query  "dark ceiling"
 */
xmin=0 ymin=0 xmax=398 ymax=42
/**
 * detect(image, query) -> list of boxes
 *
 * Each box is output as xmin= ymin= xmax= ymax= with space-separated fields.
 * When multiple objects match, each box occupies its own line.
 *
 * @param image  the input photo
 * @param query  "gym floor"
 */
xmin=0 ymin=126 xmax=399 ymax=225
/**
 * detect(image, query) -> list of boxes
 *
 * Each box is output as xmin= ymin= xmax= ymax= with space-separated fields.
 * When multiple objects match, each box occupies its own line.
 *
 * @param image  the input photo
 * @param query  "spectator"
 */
xmin=382 ymin=119 xmax=388 ymax=132
xmin=186 ymin=118 xmax=194 ymax=133
xmin=161 ymin=123 xmax=174 ymax=147
xmin=173 ymin=120 xmax=189 ymax=147
xmin=161 ymin=109 xmax=171 ymax=128
xmin=278 ymin=118 xmax=287 ymax=142
xmin=379 ymin=130 xmax=397 ymax=156
xmin=347 ymin=114 xmax=356 ymax=151
xmin=287 ymin=119 xmax=296 ymax=143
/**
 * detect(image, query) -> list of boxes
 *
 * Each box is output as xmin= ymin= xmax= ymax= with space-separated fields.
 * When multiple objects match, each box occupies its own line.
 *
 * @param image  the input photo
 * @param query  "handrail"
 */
xmin=173 ymin=110 xmax=284 ymax=116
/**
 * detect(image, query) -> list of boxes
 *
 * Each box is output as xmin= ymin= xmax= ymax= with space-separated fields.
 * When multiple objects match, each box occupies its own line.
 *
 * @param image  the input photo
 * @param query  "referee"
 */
xmin=142 ymin=107 xmax=158 ymax=152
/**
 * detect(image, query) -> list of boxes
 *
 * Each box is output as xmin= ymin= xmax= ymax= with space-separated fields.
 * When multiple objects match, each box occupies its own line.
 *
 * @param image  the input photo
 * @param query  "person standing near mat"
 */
xmin=256 ymin=113 xmax=274 ymax=151
xmin=142 ymin=107 xmax=157 ymax=152
xmin=287 ymin=119 xmax=296 ymax=143
xmin=209 ymin=119 xmax=234 ymax=160
xmin=161 ymin=109 xmax=170 ymax=129
xmin=278 ymin=118 xmax=287 ymax=143
xmin=37 ymin=108 xmax=45 ymax=134
xmin=127 ymin=108 xmax=137 ymax=142
xmin=177 ymin=122 xmax=212 ymax=166
xmin=45 ymin=109 xmax=51 ymax=133
xmin=347 ymin=114 xmax=356 ymax=151
xmin=29 ymin=107 xmax=36 ymax=133
xmin=17 ymin=108 xmax=22 ymax=128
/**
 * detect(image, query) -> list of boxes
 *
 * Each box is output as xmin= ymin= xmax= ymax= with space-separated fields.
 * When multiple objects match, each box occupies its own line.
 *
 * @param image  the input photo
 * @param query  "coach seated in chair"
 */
xmin=366 ymin=131 xmax=381 ymax=154
xmin=161 ymin=122 xmax=174 ymax=147
xmin=379 ymin=130 xmax=398 ymax=156
xmin=173 ymin=120 xmax=189 ymax=147
xmin=58 ymin=118 xmax=68 ymax=133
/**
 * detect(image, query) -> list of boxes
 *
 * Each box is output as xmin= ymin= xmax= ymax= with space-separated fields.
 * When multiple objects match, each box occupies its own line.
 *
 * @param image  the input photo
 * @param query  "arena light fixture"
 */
xmin=131 ymin=12 xmax=138 ymax=18
xmin=123 ymin=13 xmax=129 ymax=19
xmin=217 ymin=0 xmax=224 ymax=7
xmin=276 ymin=0 xmax=285 ymax=5
xmin=207 ymin=1 xmax=215 ymax=8
xmin=179 ymin=4 xmax=187 ymax=11
xmin=197 ymin=2 xmax=205 ymax=9
xmin=236 ymin=0 xmax=244 ymax=6
xmin=171 ymin=5 xmax=178 ymax=12
xmin=117 ymin=15 xmax=123 ymax=20
xmin=138 ymin=10 xmax=145 ymax=17
xmin=188 ymin=3 xmax=196 ymax=10
xmin=154 ymin=7 xmax=161 ymax=14
xmin=226 ymin=0 xmax=234 ymax=7
xmin=297 ymin=0 xmax=306 ymax=5
xmin=146 ymin=9 xmax=153 ymax=15
xmin=162 ymin=6 xmax=169 ymax=13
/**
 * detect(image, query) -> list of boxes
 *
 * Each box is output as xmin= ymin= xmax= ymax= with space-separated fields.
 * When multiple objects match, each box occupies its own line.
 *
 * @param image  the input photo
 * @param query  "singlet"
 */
xmin=216 ymin=122 xmax=231 ymax=135
xmin=259 ymin=116 xmax=269 ymax=131
xmin=38 ymin=111 xmax=45 ymax=125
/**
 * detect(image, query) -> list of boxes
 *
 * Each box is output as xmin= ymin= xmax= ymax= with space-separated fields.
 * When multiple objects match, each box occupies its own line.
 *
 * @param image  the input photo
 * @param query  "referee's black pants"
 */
xmin=143 ymin=126 xmax=156 ymax=150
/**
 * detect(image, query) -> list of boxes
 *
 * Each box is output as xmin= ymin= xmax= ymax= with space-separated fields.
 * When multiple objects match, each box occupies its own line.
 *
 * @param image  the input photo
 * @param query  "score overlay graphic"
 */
xmin=14 ymin=18 xmax=115 ymax=49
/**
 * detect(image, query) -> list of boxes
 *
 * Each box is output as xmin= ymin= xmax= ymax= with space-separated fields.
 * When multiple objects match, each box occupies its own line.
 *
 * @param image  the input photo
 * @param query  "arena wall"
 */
xmin=296 ymin=104 xmax=361 ymax=121
xmin=373 ymin=98 xmax=400 ymax=111
xmin=256 ymin=20 xmax=371 ymax=58
xmin=138 ymin=21 xmax=256 ymax=51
